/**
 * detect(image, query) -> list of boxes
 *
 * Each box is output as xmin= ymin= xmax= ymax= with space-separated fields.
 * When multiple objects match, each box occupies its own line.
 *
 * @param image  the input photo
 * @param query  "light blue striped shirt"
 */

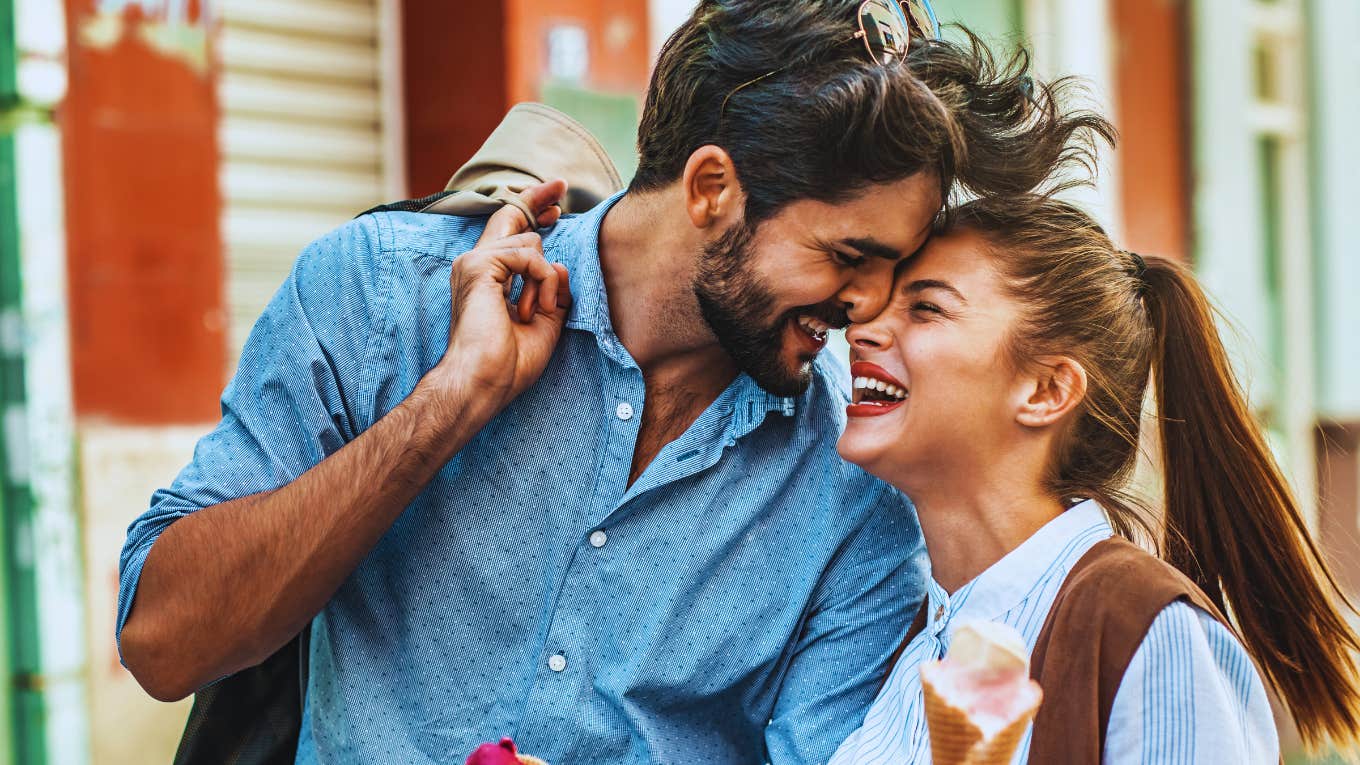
xmin=828 ymin=500 xmax=1278 ymax=764
xmin=117 ymin=192 xmax=928 ymax=764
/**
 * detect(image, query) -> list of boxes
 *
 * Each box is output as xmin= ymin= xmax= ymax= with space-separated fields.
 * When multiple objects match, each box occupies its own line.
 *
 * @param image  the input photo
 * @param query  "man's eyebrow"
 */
xmin=903 ymin=279 xmax=967 ymax=303
xmin=839 ymin=237 xmax=903 ymax=261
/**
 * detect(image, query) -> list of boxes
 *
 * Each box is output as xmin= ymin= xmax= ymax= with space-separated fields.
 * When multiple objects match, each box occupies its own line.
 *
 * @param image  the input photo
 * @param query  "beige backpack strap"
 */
xmin=420 ymin=102 xmax=625 ymax=224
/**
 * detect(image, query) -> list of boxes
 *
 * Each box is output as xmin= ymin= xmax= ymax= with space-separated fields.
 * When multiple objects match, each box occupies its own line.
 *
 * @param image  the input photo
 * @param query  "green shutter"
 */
xmin=0 ymin=0 xmax=39 ymax=760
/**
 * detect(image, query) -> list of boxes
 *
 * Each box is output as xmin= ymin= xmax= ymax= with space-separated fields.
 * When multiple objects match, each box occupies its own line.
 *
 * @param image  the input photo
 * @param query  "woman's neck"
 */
xmin=908 ymin=471 xmax=1066 ymax=593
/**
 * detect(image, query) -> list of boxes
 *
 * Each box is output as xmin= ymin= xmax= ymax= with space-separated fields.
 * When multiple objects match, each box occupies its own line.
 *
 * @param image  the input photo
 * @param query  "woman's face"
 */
xmin=836 ymin=229 xmax=1030 ymax=489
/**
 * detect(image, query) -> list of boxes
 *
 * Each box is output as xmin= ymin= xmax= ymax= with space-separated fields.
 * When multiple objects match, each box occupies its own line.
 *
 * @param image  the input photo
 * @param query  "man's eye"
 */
xmin=831 ymin=251 xmax=865 ymax=268
xmin=912 ymin=301 xmax=942 ymax=314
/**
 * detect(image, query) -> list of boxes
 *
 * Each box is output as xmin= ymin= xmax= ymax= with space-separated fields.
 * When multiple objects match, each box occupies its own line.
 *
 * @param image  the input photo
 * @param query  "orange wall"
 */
xmin=504 ymin=0 xmax=652 ymax=105
xmin=1112 ymin=0 xmax=1191 ymax=263
xmin=403 ymin=0 xmax=651 ymax=197
xmin=61 ymin=0 xmax=224 ymax=423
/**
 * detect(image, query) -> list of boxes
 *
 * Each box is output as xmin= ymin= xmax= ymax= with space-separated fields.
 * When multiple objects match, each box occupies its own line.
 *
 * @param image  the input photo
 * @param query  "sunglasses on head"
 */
xmin=721 ymin=0 xmax=942 ymax=118
xmin=856 ymin=0 xmax=941 ymax=63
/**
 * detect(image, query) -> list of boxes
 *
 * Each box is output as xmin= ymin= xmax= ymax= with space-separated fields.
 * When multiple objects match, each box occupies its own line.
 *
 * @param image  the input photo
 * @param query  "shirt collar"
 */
xmin=925 ymin=499 xmax=1113 ymax=634
xmin=542 ymin=190 xmax=797 ymax=422
xmin=541 ymin=190 xmax=624 ymax=337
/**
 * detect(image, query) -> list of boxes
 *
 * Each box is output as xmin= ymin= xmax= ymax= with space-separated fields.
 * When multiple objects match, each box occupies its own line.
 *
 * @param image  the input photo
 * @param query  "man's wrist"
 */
xmin=417 ymin=358 xmax=502 ymax=432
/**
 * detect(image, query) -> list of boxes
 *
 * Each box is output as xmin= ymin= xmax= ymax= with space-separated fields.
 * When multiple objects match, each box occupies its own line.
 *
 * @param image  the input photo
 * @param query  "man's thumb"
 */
xmin=479 ymin=179 xmax=568 ymax=242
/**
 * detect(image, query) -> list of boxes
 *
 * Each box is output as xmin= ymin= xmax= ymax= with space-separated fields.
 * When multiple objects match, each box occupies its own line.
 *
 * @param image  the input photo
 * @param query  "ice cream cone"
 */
xmin=516 ymin=756 xmax=549 ymax=765
xmin=920 ymin=658 xmax=1042 ymax=765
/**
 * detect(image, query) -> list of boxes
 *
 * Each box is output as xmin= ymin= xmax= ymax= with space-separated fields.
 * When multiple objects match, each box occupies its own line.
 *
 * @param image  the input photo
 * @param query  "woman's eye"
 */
xmin=911 ymin=301 xmax=942 ymax=314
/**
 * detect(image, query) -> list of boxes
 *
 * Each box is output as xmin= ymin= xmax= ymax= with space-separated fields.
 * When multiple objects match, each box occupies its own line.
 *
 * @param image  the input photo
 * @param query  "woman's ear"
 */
xmin=1015 ymin=356 xmax=1088 ymax=428
xmin=683 ymin=145 xmax=743 ymax=230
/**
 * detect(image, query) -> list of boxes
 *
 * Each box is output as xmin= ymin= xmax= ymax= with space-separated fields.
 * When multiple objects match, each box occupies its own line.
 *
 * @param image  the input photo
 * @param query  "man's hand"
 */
xmin=119 ymin=180 xmax=576 ymax=702
xmin=434 ymin=179 xmax=572 ymax=416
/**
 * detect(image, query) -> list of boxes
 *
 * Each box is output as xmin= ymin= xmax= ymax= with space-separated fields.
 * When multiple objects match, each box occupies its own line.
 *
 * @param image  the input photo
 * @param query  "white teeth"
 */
xmin=798 ymin=315 xmax=831 ymax=339
xmin=853 ymin=375 xmax=909 ymax=400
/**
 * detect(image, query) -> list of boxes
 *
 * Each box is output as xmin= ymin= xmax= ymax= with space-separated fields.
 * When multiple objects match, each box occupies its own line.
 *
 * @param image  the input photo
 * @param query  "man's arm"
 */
xmin=118 ymin=181 xmax=571 ymax=702
xmin=764 ymin=489 xmax=928 ymax=764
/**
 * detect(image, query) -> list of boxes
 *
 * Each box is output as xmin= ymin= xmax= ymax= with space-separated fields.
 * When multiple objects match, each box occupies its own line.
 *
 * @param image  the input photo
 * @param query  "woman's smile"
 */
xmin=847 ymin=361 xmax=909 ymax=417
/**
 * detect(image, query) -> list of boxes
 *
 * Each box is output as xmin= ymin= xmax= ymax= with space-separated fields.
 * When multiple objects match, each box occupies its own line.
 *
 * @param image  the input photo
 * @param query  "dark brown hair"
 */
xmin=952 ymin=196 xmax=1360 ymax=751
xmin=631 ymin=0 xmax=1113 ymax=224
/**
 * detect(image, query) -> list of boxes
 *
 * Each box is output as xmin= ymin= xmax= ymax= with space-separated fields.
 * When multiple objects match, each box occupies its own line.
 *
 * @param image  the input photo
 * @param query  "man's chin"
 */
xmin=744 ymin=352 xmax=816 ymax=398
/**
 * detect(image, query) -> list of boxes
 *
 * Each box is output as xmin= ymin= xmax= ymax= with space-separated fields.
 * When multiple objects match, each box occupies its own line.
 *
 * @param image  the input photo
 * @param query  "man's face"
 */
xmin=694 ymin=172 xmax=942 ymax=396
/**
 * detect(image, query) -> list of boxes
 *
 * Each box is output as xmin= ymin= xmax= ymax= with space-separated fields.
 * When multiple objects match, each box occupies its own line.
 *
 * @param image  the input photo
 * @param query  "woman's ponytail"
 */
xmin=1143 ymin=254 xmax=1360 ymax=749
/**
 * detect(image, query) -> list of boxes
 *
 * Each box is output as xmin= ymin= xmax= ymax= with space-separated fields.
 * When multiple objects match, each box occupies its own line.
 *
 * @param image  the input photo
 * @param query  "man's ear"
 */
xmin=683 ymin=145 xmax=742 ymax=230
xmin=1015 ymin=356 xmax=1088 ymax=428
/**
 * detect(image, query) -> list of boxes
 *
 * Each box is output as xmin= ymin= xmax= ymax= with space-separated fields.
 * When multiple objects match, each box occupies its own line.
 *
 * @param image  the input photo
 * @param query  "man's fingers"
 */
xmin=518 ymin=280 xmax=540 ymax=324
xmin=552 ymin=263 xmax=571 ymax=309
xmin=479 ymin=203 xmax=534 ymax=244
xmin=536 ymin=204 xmax=563 ymax=229
xmin=518 ymin=179 xmax=567 ymax=219
xmin=475 ymin=179 xmax=568 ymax=245
xmin=469 ymin=245 xmax=557 ymax=291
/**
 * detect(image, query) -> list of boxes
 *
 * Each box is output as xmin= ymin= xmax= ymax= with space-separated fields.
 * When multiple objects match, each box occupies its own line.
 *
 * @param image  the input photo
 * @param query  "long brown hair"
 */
xmin=952 ymin=196 xmax=1360 ymax=750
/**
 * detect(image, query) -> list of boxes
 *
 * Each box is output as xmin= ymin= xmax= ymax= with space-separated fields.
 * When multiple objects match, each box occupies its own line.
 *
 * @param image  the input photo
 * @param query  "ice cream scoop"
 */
xmin=920 ymin=620 xmax=1043 ymax=765
xmin=465 ymin=737 xmax=548 ymax=765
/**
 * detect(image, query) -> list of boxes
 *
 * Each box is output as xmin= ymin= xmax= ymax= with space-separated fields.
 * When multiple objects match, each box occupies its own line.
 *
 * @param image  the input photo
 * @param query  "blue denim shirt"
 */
xmin=117 ymin=193 xmax=925 ymax=764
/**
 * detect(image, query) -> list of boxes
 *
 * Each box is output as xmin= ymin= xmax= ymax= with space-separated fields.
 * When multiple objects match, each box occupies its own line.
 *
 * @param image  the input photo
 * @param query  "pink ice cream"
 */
xmin=919 ymin=620 xmax=1043 ymax=764
xmin=465 ymin=738 xmax=522 ymax=765
xmin=465 ymin=737 xmax=547 ymax=765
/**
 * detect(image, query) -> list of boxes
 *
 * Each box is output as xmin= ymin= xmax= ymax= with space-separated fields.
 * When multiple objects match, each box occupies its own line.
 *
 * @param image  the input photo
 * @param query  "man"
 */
xmin=118 ymin=1 xmax=1107 ymax=761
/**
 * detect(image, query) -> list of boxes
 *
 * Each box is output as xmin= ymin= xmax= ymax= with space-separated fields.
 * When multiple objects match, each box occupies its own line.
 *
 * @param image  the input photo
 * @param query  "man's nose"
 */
xmin=838 ymin=260 xmax=897 ymax=323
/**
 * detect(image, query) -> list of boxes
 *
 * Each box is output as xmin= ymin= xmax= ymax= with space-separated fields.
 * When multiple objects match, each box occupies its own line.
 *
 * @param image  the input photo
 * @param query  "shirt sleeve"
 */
xmin=764 ymin=486 xmax=927 ymax=765
xmin=115 ymin=214 xmax=389 ymax=659
xmin=1103 ymin=601 xmax=1280 ymax=765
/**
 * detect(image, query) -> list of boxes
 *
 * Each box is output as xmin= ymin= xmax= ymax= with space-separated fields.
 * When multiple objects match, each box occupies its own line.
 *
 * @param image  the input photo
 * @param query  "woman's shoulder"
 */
xmin=1047 ymin=536 xmax=1228 ymax=629
xmin=1105 ymin=600 xmax=1279 ymax=763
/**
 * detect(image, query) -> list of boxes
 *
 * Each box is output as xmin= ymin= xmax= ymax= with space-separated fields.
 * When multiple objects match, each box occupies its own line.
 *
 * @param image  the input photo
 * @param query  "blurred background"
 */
xmin=0 ymin=0 xmax=1356 ymax=762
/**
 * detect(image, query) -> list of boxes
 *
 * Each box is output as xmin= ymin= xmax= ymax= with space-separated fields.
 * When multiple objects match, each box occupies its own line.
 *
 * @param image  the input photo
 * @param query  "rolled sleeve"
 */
xmin=115 ymin=215 xmax=389 ymax=657
xmin=764 ymin=486 xmax=927 ymax=764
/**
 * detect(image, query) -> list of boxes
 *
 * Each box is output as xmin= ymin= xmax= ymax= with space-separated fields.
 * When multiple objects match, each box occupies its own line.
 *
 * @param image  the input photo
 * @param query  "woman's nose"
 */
xmin=846 ymin=319 xmax=894 ymax=351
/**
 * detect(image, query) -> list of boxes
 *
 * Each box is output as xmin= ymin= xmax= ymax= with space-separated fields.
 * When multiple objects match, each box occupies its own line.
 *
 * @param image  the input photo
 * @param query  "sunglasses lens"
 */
xmin=858 ymin=0 xmax=910 ymax=63
xmin=901 ymin=0 xmax=940 ymax=40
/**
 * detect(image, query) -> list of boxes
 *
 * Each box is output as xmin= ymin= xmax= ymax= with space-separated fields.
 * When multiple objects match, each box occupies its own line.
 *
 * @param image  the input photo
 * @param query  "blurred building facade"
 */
xmin=0 ymin=0 xmax=1355 ymax=763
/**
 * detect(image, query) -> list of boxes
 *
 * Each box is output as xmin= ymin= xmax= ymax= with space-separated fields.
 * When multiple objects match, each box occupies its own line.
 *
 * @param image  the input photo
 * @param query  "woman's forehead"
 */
xmin=893 ymin=228 xmax=993 ymax=284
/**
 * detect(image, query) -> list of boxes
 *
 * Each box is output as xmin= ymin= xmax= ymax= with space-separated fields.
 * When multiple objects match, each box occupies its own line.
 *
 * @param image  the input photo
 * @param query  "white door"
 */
xmin=218 ymin=0 xmax=399 ymax=362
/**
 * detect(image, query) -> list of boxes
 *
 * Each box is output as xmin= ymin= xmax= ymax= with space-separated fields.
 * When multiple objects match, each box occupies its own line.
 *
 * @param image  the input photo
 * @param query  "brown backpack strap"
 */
xmin=1026 ymin=537 xmax=1235 ymax=764
xmin=877 ymin=601 xmax=929 ymax=694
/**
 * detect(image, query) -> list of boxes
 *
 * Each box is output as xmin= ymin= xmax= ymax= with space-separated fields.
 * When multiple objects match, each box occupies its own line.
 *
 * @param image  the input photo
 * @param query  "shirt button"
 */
xmin=935 ymin=605 xmax=946 ymax=621
xmin=615 ymin=402 xmax=634 ymax=421
xmin=547 ymin=654 xmax=567 ymax=673
xmin=589 ymin=530 xmax=608 ymax=548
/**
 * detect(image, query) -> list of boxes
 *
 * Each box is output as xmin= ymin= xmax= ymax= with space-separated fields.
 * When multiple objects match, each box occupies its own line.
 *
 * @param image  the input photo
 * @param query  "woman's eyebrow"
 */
xmin=902 ymin=279 xmax=967 ymax=303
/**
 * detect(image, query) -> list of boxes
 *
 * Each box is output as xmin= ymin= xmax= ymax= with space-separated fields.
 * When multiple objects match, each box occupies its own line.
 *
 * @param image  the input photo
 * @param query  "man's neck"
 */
xmin=598 ymin=191 xmax=743 ymax=487
xmin=597 ymin=192 xmax=737 ymax=389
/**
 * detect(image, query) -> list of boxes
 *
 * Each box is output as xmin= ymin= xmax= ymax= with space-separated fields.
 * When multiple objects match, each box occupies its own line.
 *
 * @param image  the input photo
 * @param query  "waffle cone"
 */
xmin=921 ymin=673 xmax=1041 ymax=765
xmin=516 ymin=757 xmax=548 ymax=765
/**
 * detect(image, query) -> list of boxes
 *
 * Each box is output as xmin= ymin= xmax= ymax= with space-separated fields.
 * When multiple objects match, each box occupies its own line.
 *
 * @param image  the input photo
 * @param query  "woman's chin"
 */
xmin=836 ymin=431 xmax=892 ymax=477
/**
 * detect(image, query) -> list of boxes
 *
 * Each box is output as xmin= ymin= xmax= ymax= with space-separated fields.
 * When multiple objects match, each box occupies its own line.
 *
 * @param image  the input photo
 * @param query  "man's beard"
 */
xmin=694 ymin=221 xmax=822 ymax=397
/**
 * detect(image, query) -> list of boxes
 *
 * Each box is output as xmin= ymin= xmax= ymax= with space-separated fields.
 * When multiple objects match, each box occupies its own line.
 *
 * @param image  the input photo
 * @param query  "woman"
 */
xmin=827 ymin=197 xmax=1360 ymax=763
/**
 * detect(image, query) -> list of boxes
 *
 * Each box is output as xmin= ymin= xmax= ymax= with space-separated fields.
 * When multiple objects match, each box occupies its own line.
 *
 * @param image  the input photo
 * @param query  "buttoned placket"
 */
xmin=516 ymin=336 xmax=646 ymax=727
xmin=519 ymin=209 xmax=798 ymax=733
